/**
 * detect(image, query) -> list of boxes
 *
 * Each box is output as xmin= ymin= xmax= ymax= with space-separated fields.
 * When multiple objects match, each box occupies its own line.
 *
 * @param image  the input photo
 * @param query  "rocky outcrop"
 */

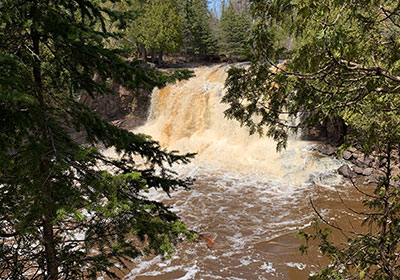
xmin=301 ymin=116 xmax=347 ymax=146
xmin=80 ymin=82 xmax=152 ymax=130
xmin=316 ymin=144 xmax=400 ymax=185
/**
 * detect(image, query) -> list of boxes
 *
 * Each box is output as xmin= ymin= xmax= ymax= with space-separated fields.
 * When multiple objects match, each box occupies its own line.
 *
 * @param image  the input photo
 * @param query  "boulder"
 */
xmin=348 ymin=147 xmax=357 ymax=153
xmin=365 ymin=174 xmax=380 ymax=184
xmin=353 ymin=152 xmax=363 ymax=159
xmin=321 ymin=145 xmax=336 ymax=156
xmin=338 ymin=164 xmax=353 ymax=178
xmin=379 ymin=158 xmax=388 ymax=167
xmin=354 ymin=159 xmax=368 ymax=168
xmin=352 ymin=166 xmax=364 ymax=175
xmin=342 ymin=150 xmax=353 ymax=160
xmin=392 ymin=167 xmax=400 ymax=177
xmin=362 ymin=168 xmax=374 ymax=176
xmin=362 ymin=156 xmax=374 ymax=167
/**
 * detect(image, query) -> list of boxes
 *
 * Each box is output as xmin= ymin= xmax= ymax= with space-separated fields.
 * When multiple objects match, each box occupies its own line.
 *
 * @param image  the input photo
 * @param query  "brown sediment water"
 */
xmin=122 ymin=64 xmax=366 ymax=279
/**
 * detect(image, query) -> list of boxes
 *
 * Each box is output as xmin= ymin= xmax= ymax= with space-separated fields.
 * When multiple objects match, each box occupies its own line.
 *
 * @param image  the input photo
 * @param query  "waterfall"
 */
xmin=137 ymin=64 xmax=342 ymax=187
xmin=126 ymin=64 xmax=349 ymax=280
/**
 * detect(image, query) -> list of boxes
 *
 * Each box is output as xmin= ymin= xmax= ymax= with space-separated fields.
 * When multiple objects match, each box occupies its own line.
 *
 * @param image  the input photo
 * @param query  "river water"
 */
xmin=123 ymin=64 xmax=362 ymax=279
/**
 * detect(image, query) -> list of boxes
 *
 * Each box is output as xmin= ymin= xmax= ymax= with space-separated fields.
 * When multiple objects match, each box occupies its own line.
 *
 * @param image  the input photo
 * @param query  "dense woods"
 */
xmin=0 ymin=0 xmax=196 ymax=279
xmin=2 ymin=0 xmax=400 ymax=279
xmin=112 ymin=0 xmax=252 ymax=62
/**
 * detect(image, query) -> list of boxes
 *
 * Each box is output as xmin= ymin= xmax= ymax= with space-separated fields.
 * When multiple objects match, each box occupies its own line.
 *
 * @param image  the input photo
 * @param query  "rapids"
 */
xmin=124 ymin=64 xmax=357 ymax=279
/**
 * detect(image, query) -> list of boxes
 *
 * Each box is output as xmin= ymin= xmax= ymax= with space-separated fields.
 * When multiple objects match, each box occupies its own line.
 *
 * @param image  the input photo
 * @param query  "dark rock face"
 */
xmin=324 ymin=117 xmax=347 ymax=145
xmin=301 ymin=116 xmax=347 ymax=145
xmin=80 ymin=83 xmax=152 ymax=129
xmin=80 ymin=82 xmax=132 ymax=121
xmin=338 ymin=164 xmax=353 ymax=178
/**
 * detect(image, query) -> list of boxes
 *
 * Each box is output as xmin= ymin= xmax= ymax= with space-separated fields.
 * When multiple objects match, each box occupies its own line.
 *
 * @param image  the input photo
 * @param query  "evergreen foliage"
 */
xmin=137 ymin=0 xmax=183 ymax=61
xmin=122 ymin=0 xmax=183 ymax=63
xmin=223 ymin=0 xmax=400 ymax=151
xmin=218 ymin=2 xmax=251 ymax=60
xmin=181 ymin=0 xmax=218 ymax=56
xmin=0 ymin=0 xmax=195 ymax=279
xmin=223 ymin=0 xmax=400 ymax=278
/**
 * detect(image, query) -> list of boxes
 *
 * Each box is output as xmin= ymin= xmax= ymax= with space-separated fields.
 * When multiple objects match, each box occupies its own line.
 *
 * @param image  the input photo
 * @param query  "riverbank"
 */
xmin=315 ymin=143 xmax=400 ymax=186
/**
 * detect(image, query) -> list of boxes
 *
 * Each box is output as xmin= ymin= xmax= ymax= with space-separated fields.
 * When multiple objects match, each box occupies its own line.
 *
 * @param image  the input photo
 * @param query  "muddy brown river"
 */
xmin=116 ymin=64 xmax=367 ymax=279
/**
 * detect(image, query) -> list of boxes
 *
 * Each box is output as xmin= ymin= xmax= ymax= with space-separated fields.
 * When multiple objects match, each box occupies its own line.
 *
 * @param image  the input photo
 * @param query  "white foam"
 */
xmin=260 ymin=262 xmax=276 ymax=274
xmin=175 ymin=262 xmax=199 ymax=280
xmin=124 ymin=256 xmax=162 ymax=279
xmin=122 ymin=64 xmax=349 ymax=279
xmin=286 ymin=262 xmax=307 ymax=270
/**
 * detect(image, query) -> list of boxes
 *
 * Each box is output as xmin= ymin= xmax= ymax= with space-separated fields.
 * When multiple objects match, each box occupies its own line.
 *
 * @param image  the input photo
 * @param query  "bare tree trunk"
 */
xmin=137 ymin=42 xmax=147 ymax=61
xmin=158 ymin=51 xmax=163 ymax=65
xmin=150 ymin=49 xmax=156 ymax=63
xmin=43 ymin=218 xmax=58 ymax=280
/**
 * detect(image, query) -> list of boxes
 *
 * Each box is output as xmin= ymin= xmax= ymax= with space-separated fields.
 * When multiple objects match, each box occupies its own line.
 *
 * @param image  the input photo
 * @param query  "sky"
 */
xmin=208 ymin=0 xmax=224 ymax=17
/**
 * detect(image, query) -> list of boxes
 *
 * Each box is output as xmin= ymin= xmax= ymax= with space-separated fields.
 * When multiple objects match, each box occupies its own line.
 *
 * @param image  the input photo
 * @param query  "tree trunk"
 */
xmin=31 ymin=2 xmax=59 ymax=279
xmin=43 ymin=218 xmax=58 ymax=280
xmin=137 ymin=43 xmax=147 ymax=61
xmin=158 ymin=51 xmax=163 ymax=65
xmin=150 ymin=49 xmax=156 ymax=63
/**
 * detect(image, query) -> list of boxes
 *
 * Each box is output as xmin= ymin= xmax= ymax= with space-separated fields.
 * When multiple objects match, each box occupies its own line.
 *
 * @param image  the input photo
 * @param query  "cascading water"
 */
xmin=124 ymin=64 xmax=350 ymax=279
xmin=139 ymin=64 xmax=341 ymax=186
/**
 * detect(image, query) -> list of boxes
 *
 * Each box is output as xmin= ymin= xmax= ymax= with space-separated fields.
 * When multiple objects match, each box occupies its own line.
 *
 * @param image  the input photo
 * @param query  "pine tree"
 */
xmin=181 ymin=0 xmax=218 ymax=57
xmin=137 ymin=0 xmax=183 ymax=63
xmin=0 ymin=0 xmax=194 ymax=279
xmin=218 ymin=2 xmax=251 ymax=60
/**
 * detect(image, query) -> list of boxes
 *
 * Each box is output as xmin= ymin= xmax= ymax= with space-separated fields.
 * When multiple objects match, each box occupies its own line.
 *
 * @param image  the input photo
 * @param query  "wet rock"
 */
xmin=392 ymin=167 xmax=400 ymax=177
xmin=348 ymin=147 xmax=357 ymax=153
xmin=354 ymin=159 xmax=368 ymax=168
xmin=365 ymin=174 xmax=380 ymax=184
xmin=342 ymin=150 xmax=353 ymax=160
xmin=362 ymin=168 xmax=374 ymax=176
xmin=353 ymin=153 xmax=363 ymax=160
xmin=363 ymin=156 xmax=374 ymax=167
xmin=338 ymin=164 xmax=353 ymax=178
xmin=352 ymin=166 xmax=364 ymax=175
xmin=321 ymin=145 xmax=336 ymax=156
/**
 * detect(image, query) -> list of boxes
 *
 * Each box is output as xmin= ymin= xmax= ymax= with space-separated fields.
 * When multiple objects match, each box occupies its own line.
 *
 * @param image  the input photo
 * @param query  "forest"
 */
xmin=102 ymin=0 xmax=252 ymax=64
xmin=1 ymin=0 xmax=400 ymax=279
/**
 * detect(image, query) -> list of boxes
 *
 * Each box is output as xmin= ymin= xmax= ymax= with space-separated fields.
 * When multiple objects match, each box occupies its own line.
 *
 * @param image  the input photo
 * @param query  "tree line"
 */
xmin=114 ymin=0 xmax=252 ymax=63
